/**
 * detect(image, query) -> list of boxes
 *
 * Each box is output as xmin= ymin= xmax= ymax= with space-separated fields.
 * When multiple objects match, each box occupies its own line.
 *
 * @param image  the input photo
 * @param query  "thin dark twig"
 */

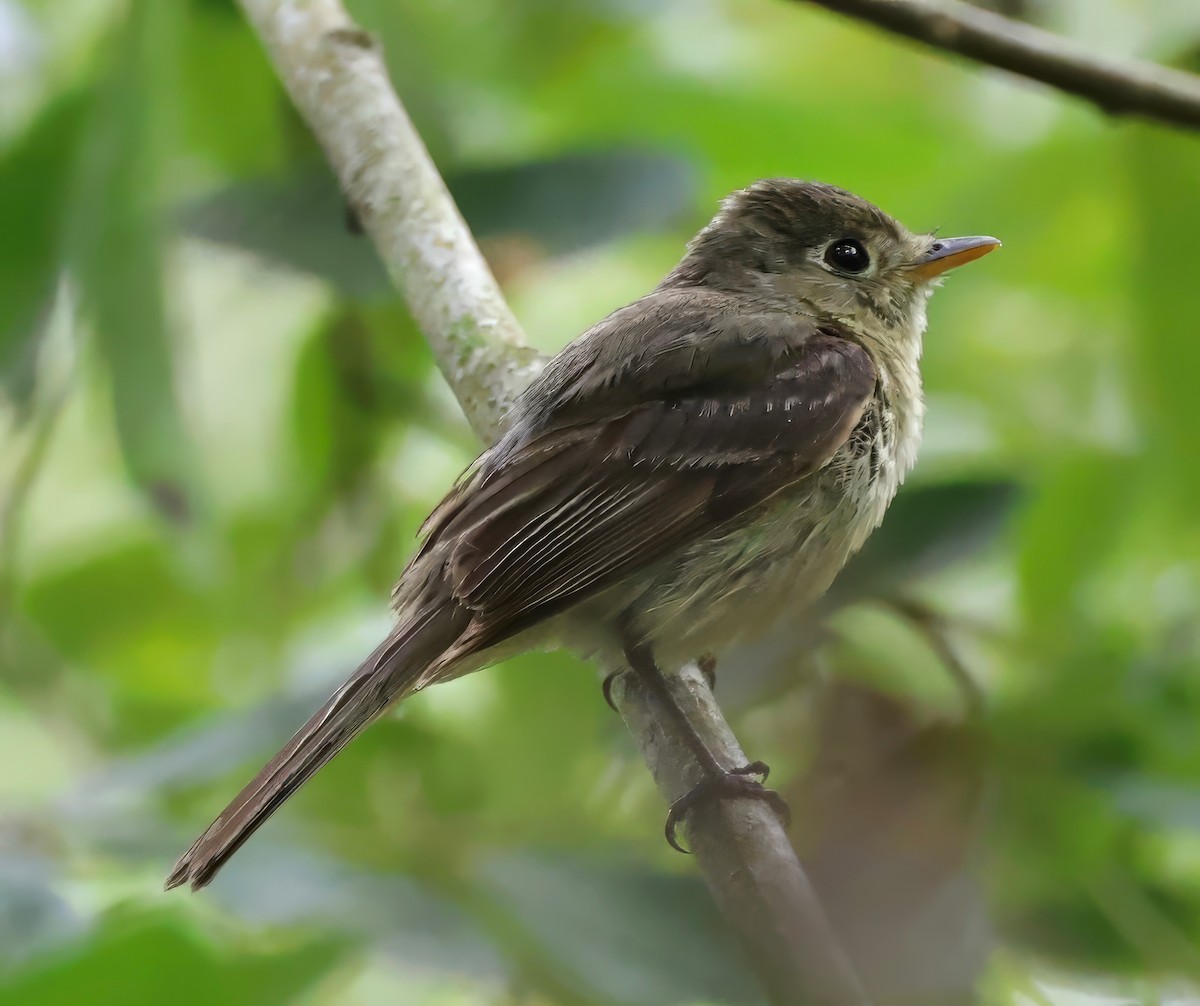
xmin=798 ymin=0 xmax=1200 ymax=130
xmin=884 ymin=595 xmax=985 ymax=720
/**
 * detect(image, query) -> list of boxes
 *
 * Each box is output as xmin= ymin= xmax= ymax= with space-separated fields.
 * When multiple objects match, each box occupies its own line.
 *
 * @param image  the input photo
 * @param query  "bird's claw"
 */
xmin=601 ymin=669 xmax=627 ymax=712
xmin=664 ymin=761 xmax=791 ymax=854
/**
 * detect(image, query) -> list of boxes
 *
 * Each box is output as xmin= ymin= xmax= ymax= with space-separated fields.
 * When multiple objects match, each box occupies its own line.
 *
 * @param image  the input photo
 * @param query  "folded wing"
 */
xmin=419 ymin=330 xmax=877 ymax=653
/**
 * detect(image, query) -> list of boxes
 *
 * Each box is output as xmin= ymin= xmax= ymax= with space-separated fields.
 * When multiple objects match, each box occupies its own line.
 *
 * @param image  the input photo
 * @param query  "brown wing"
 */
xmin=419 ymin=332 xmax=876 ymax=653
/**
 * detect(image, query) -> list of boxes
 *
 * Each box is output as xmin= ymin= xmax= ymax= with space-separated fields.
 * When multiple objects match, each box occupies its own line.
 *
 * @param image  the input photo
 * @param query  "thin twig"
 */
xmin=235 ymin=1 xmax=868 ymax=1002
xmin=884 ymin=595 xmax=985 ymax=720
xmin=798 ymin=0 xmax=1200 ymax=130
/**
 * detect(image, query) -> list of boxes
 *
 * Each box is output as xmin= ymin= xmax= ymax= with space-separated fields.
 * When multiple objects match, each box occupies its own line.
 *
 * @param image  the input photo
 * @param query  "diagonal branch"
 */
xmin=616 ymin=664 xmax=870 ymax=1005
xmin=234 ymin=3 xmax=541 ymax=443
xmin=235 ymin=1 xmax=869 ymax=1003
xmin=797 ymin=0 xmax=1200 ymax=131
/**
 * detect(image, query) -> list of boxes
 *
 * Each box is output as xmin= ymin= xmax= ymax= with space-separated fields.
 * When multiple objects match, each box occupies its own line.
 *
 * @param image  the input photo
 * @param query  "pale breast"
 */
xmin=635 ymin=376 xmax=923 ymax=665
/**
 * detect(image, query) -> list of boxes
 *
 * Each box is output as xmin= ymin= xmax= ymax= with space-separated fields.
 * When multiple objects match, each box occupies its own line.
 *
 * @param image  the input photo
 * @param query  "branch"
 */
xmin=236 ymin=1 xmax=868 ymax=1002
xmin=798 ymin=0 xmax=1200 ymax=131
xmin=235 ymin=0 xmax=541 ymax=442
xmin=615 ymin=664 xmax=870 ymax=1004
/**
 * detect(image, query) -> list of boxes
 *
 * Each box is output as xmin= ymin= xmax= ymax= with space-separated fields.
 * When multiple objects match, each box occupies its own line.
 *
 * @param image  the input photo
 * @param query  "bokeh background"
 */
xmin=2 ymin=0 xmax=1200 ymax=1003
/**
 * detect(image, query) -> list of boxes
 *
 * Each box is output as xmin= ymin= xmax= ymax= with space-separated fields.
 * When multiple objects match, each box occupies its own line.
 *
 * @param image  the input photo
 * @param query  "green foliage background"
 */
xmin=1 ymin=0 xmax=1199 ymax=1003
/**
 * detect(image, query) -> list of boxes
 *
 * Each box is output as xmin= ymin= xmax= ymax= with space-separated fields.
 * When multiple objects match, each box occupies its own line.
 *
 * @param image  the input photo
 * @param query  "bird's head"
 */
xmin=664 ymin=179 xmax=999 ymax=351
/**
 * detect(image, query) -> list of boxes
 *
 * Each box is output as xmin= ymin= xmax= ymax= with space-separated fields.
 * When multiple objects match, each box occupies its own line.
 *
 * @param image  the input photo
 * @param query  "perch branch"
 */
xmin=236 ymin=0 xmax=541 ymax=442
xmin=615 ymin=664 xmax=870 ymax=1004
xmin=798 ymin=0 xmax=1200 ymax=131
xmin=235 ymin=0 xmax=868 ymax=1002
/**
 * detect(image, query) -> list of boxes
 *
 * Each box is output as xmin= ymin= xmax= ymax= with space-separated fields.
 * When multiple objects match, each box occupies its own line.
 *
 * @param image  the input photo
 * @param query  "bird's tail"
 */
xmin=165 ymin=602 xmax=470 ymax=891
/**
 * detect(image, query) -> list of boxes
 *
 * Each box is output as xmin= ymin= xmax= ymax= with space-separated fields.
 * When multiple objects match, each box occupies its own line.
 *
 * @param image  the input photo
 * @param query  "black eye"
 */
xmin=824 ymin=238 xmax=870 ymax=273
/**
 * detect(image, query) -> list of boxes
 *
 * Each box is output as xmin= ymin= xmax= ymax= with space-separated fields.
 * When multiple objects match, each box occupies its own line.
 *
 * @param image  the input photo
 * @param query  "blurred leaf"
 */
xmin=1105 ymin=776 xmax=1200 ymax=833
xmin=179 ymin=166 xmax=386 ymax=298
xmin=68 ymin=692 xmax=321 ymax=808
xmin=287 ymin=307 xmax=434 ymax=516
xmin=289 ymin=311 xmax=385 ymax=513
xmin=989 ymin=632 xmax=1200 ymax=975
xmin=21 ymin=541 xmax=194 ymax=662
xmin=208 ymin=848 xmax=506 ymax=981
xmin=451 ymin=150 xmax=695 ymax=254
xmin=1015 ymin=453 xmax=1137 ymax=633
xmin=0 ymin=909 xmax=342 ymax=1006
xmin=0 ymin=856 xmax=84 ymax=968
xmin=477 ymin=852 xmax=761 ymax=1006
xmin=463 ymin=653 xmax=606 ymax=836
xmin=179 ymin=150 xmax=695 ymax=297
xmin=1126 ymin=124 xmax=1200 ymax=511
xmin=831 ymin=478 xmax=1020 ymax=603
xmin=0 ymin=93 xmax=82 ymax=411
xmin=66 ymin=0 xmax=199 ymax=520
xmin=18 ymin=539 xmax=219 ymax=735
xmin=180 ymin=0 xmax=285 ymax=174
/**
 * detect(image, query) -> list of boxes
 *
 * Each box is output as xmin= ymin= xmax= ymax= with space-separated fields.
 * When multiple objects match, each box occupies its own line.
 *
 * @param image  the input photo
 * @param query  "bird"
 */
xmin=166 ymin=179 xmax=999 ymax=890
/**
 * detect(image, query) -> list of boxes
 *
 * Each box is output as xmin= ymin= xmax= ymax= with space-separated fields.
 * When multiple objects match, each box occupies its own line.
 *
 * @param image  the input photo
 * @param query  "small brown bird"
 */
xmin=167 ymin=180 xmax=998 ymax=890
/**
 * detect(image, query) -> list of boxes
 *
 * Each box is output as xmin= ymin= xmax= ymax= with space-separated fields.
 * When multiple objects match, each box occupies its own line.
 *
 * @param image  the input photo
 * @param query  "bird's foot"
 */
xmin=664 ymin=760 xmax=791 ymax=854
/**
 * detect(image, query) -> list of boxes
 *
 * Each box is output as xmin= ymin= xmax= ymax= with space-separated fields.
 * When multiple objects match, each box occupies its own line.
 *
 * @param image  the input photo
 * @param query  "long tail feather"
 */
xmin=165 ymin=602 xmax=470 ymax=891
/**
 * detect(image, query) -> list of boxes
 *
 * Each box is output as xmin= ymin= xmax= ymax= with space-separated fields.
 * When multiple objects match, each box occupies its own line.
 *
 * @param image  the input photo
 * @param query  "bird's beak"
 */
xmin=907 ymin=235 xmax=1001 ymax=280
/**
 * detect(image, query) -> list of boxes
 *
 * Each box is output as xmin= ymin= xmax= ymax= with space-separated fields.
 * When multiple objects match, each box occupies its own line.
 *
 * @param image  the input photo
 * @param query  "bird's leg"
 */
xmin=603 ymin=652 xmax=714 ymax=713
xmin=618 ymin=628 xmax=790 ymax=853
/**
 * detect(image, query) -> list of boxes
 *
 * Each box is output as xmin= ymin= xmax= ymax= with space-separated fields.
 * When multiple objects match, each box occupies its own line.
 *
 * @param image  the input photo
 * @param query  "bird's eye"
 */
xmin=824 ymin=238 xmax=870 ymax=273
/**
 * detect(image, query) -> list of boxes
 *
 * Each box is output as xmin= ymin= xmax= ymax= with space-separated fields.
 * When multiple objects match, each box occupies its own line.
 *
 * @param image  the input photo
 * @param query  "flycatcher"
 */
xmin=167 ymin=180 xmax=998 ymax=890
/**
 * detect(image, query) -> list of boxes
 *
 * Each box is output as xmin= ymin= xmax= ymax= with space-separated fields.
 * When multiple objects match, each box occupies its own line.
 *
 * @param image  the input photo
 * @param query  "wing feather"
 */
xmin=415 ymin=331 xmax=876 ymax=652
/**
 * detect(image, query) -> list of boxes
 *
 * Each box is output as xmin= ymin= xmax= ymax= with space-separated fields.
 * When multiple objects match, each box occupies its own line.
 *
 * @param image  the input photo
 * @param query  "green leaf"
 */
xmin=450 ymin=150 xmax=695 ymax=254
xmin=66 ymin=0 xmax=198 ymax=520
xmin=179 ymin=167 xmax=388 ymax=298
xmin=0 ymin=909 xmax=343 ymax=1006
xmin=179 ymin=0 xmax=286 ymax=174
xmin=179 ymin=151 xmax=696 ymax=297
xmin=18 ymin=539 xmax=218 ymax=734
xmin=0 ymin=93 xmax=83 ymax=411
xmin=1125 ymin=124 xmax=1200 ymax=511
xmin=287 ymin=309 xmax=402 ymax=514
xmin=1015 ymin=453 xmax=1137 ymax=634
